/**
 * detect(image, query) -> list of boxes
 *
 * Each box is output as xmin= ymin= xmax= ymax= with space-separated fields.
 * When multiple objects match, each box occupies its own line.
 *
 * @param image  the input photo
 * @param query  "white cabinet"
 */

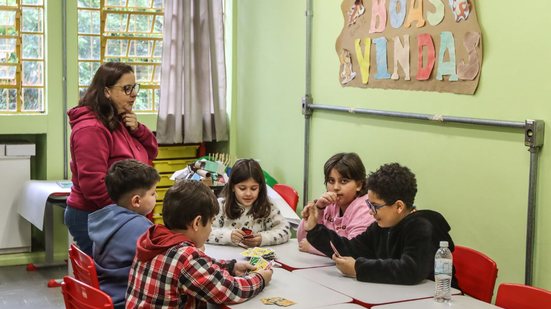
xmin=0 ymin=144 xmax=34 ymax=254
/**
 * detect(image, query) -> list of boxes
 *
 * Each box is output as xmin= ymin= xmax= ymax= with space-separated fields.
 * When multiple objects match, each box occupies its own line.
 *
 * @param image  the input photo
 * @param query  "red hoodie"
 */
xmin=67 ymin=106 xmax=158 ymax=211
xmin=135 ymin=225 xmax=192 ymax=262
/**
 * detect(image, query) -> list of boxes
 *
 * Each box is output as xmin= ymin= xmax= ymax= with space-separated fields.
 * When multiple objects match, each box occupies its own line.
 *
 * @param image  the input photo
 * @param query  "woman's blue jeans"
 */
xmin=64 ymin=205 xmax=93 ymax=256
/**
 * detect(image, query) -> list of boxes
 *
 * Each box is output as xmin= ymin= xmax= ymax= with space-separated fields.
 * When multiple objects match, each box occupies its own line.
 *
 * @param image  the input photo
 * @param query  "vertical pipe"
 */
xmin=303 ymin=0 xmax=313 ymax=206
xmin=62 ymin=0 xmax=68 ymax=179
xmin=525 ymin=147 xmax=540 ymax=285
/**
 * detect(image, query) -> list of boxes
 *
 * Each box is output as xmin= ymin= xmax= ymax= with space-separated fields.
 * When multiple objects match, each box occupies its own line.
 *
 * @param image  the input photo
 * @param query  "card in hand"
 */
xmin=329 ymin=240 xmax=341 ymax=257
xmin=241 ymin=227 xmax=254 ymax=238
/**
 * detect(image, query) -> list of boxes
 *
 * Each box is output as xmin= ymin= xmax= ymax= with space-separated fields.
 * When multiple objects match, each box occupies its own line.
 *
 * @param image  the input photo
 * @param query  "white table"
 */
xmin=294 ymin=266 xmax=461 ymax=307
xmin=224 ymin=268 xmax=352 ymax=309
xmin=318 ymin=304 xmax=367 ymax=308
xmin=372 ymin=295 xmax=502 ymax=308
xmin=205 ymin=239 xmax=335 ymax=271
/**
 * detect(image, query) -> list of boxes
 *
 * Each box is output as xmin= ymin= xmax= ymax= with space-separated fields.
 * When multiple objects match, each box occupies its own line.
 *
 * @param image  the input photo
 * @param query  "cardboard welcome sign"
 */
xmin=336 ymin=0 xmax=482 ymax=94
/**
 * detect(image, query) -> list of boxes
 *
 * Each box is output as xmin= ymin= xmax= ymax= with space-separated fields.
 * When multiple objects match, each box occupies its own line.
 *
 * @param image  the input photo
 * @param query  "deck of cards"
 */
xmin=260 ymin=296 xmax=296 ymax=306
xmin=240 ymin=247 xmax=276 ymax=260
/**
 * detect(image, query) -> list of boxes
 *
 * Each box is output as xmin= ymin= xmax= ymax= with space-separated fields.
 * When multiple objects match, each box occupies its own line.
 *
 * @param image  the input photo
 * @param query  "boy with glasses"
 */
xmin=302 ymin=163 xmax=457 ymax=286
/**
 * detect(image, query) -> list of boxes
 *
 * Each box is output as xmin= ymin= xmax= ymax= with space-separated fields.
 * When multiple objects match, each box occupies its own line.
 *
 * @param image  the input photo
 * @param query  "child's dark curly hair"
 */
xmin=366 ymin=163 xmax=417 ymax=209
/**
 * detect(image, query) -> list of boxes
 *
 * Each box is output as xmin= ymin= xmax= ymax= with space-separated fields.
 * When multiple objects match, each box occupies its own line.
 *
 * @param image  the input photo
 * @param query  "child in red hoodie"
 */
xmin=126 ymin=180 xmax=273 ymax=308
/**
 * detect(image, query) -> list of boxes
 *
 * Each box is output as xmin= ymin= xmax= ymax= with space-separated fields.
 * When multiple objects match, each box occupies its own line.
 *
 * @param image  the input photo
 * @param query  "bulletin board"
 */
xmin=336 ymin=0 xmax=482 ymax=94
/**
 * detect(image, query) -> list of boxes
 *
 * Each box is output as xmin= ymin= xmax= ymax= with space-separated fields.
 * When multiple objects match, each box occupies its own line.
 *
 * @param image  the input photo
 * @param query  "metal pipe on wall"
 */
xmin=302 ymin=0 xmax=314 ymax=207
xmin=302 ymin=0 xmax=544 ymax=286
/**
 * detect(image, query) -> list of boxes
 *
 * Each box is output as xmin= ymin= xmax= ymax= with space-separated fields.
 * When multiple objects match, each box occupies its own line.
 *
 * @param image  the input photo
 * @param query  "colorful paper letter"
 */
xmin=416 ymin=33 xmax=435 ymax=80
xmin=355 ymin=38 xmax=372 ymax=84
xmin=405 ymin=0 xmax=426 ymax=28
xmin=457 ymin=32 xmax=481 ymax=80
xmin=426 ymin=0 xmax=445 ymax=26
xmin=391 ymin=35 xmax=411 ymax=80
xmin=436 ymin=32 xmax=458 ymax=81
xmin=373 ymin=37 xmax=391 ymax=80
xmin=370 ymin=0 xmax=388 ymax=33
xmin=389 ymin=0 xmax=407 ymax=28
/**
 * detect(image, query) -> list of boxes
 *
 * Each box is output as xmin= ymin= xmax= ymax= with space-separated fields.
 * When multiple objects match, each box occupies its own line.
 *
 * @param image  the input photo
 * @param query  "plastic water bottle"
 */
xmin=434 ymin=241 xmax=453 ymax=302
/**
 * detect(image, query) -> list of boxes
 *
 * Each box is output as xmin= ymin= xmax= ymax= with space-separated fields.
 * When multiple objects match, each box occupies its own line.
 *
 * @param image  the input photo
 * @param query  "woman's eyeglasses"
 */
xmin=112 ymin=83 xmax=140 ymax=95
xmin=365 ymin=199 xmax=392 ymax=214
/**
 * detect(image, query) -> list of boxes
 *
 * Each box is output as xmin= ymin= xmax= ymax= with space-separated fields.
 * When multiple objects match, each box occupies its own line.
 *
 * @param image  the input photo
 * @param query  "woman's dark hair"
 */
xmin=105 ymin=159 xmax=160 ymax=203
xmin=163 ymin=180 xmax=220 ymax=230
xmin=79 ymin=62 xmax=134 ymax=131
xmin=324 ymin=152 xmax=368 ymax=196
xmin=366 ymin=163 xmax=417 ymax=209
xmin=221 ymin=159 xmax=271 ymax=220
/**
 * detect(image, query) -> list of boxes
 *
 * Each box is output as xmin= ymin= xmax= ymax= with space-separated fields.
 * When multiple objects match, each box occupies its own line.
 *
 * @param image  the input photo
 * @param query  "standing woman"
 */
xmin=65 ymin=62 xmax=158 ymax=255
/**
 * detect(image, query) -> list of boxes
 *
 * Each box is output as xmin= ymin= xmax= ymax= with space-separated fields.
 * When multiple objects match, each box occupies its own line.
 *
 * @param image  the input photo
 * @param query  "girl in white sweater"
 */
xmin=207 ymin=159 xmax=290 ymax=247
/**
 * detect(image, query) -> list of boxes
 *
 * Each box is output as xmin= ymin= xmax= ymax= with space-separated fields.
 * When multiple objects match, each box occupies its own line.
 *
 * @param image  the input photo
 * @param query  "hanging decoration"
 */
xmin=336 ymin=0 xmax=482 ymax=94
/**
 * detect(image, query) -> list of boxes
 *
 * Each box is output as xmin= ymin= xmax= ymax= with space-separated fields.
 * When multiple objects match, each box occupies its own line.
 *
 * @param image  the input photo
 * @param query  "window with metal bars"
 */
xmin=0 ymin=0 xmax=45 ymax=113
xmin=78 ymin=0 xmax=163 ymax=112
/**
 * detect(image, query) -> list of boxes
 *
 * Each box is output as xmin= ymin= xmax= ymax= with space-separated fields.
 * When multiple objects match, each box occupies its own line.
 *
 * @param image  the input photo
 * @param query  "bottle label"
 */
xmin=435 ymin=258 xmax=452 ymax=274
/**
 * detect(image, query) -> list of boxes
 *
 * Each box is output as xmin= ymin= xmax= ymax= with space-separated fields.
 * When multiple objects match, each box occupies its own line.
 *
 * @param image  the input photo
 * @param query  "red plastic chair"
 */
xmin=69 ymin=243 xmax=100 ymax=288
xmin=453 ymin=245 xmax=498 ymax=303
xmin=61 ymin=276 xmax=113 ymax=309
xmin=495 ymin=283 xmax=551 ymax=309
xmin=273 ymin=184 xmax=299 ymax=211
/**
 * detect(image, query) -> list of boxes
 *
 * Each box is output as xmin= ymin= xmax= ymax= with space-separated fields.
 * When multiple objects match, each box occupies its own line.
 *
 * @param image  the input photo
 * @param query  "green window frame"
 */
xmin=78 ymin=0 xmax=163 ymax=112
xmin=0 ymin=0 xmax=46 ymax=113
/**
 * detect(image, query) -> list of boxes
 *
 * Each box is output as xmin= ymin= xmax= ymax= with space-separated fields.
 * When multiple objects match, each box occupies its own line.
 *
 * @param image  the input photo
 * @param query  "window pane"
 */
xmin=0 ymin=88 xmax=17 ymax=111
xmin=0 ymin=39 xmax=17 ymax=63
xmin=127 ymin=0 xmax=150 ymax=8
xmin=134 ymin=65 xmax=153 ymax=82
xmin=22 ymin=7 xmax=43 ymax=32
xmin=22 ymin=88 xmax=43 ymax=111
xmin=78 ymin=0 xmax=100 ymax=8
xmin=79 ymin=61 xmax=100 ymax=86
xmin=153 ymin=0 xmax=162 ymax=9
xmin=0 ymin=65 xmax=16 ymax=82
xmin=154 ymin=88 xmax=160 ymax=111
xmin=153 ymin=41 xmax=162 ymax=58
xmin=105 ymin=39 xmax=129 ymax=57
xmin=128 ymin=40 xmax=153 ymax=58
xmin=153 ymin=15 xmax=163 ymax=33
xmin=22 ymin=0 xmax=43 ymax=5
xmin=106 ymin=0 xmax=127 ymax=7
xmin=153 ymin=65 xmax=160 ymax=82
xmin=128 ymin=14 xmax=152 ymax=33
xmin=105 ymin=13 xmax=128 ymax=32
xmin=0 ymin=0 xmax=17 ymax=6
xmin=0 ymin=11 xmax=16 ymax=27
xmin=78 ymin=36 xmax=100 ymax=60
xmin=22 ymin=61 xmax=43 ymax=86
xmin=22 ymin=34 xmax=43 ymax=58
xmin=78 ymin=10 xmax=100 ymax=34
xmin=134 ymin=89 xmax=151 ymax=111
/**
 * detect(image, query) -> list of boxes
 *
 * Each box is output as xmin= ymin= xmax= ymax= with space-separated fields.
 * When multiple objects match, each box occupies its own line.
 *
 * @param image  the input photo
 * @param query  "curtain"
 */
xmin=156 ymin=0 xmax=228 ymax=144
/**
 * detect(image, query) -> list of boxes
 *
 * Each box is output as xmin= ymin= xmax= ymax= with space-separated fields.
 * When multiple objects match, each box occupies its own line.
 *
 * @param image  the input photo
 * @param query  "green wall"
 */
xmin=233 ymin=0 xmax=551 ymax=291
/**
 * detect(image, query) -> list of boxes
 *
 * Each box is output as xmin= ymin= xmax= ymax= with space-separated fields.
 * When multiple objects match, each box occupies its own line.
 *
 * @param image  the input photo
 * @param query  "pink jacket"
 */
xmin=297 ymin=193 xmax=375 ymax=255
xmin=67 ymin=106 xmax=158 ymax=211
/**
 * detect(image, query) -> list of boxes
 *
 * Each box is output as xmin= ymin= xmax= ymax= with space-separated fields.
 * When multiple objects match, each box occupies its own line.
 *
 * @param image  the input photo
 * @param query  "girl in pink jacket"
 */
xmin=297 ymin=152 xmax=375 ymax=255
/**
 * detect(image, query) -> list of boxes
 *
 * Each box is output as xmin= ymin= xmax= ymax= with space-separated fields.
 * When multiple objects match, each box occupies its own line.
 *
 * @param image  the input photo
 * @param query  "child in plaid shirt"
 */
xmin=126 ymin=180 xmax=272 ymax=308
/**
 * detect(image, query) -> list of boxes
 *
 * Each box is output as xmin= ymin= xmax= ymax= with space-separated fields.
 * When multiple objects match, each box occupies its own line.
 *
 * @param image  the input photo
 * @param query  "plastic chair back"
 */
xmin=69 ymin=243 xmax=100 ymax=288
xmin=495 ymin=283 xmax=551 ymax=309
xmin=61 ymin=276 xmax=113 ymax=309
xmin=273 ymin=184 xmax=299 ymax=211
xmin=454 ymin=245 xmax=498 ymax=303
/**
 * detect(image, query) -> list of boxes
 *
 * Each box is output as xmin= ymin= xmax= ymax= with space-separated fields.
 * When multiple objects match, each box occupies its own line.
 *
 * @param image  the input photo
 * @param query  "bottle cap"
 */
xmin=439 ymin=241 xmax=449 ymax=247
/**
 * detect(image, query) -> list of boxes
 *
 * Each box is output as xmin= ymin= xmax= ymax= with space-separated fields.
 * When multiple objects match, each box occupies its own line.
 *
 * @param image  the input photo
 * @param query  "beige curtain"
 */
xmin=156 ymin=0 xmax=228 ymax=144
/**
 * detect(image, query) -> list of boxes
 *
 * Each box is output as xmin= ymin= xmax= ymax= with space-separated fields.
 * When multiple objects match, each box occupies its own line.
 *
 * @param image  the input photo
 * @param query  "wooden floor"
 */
xmin=0 ymin=265 xmax=66 ymax=309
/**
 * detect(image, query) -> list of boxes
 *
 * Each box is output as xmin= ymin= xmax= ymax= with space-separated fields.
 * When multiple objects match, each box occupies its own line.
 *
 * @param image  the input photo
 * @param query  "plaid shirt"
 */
xmin=126 ymin=241 xmax=265 ymax=308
